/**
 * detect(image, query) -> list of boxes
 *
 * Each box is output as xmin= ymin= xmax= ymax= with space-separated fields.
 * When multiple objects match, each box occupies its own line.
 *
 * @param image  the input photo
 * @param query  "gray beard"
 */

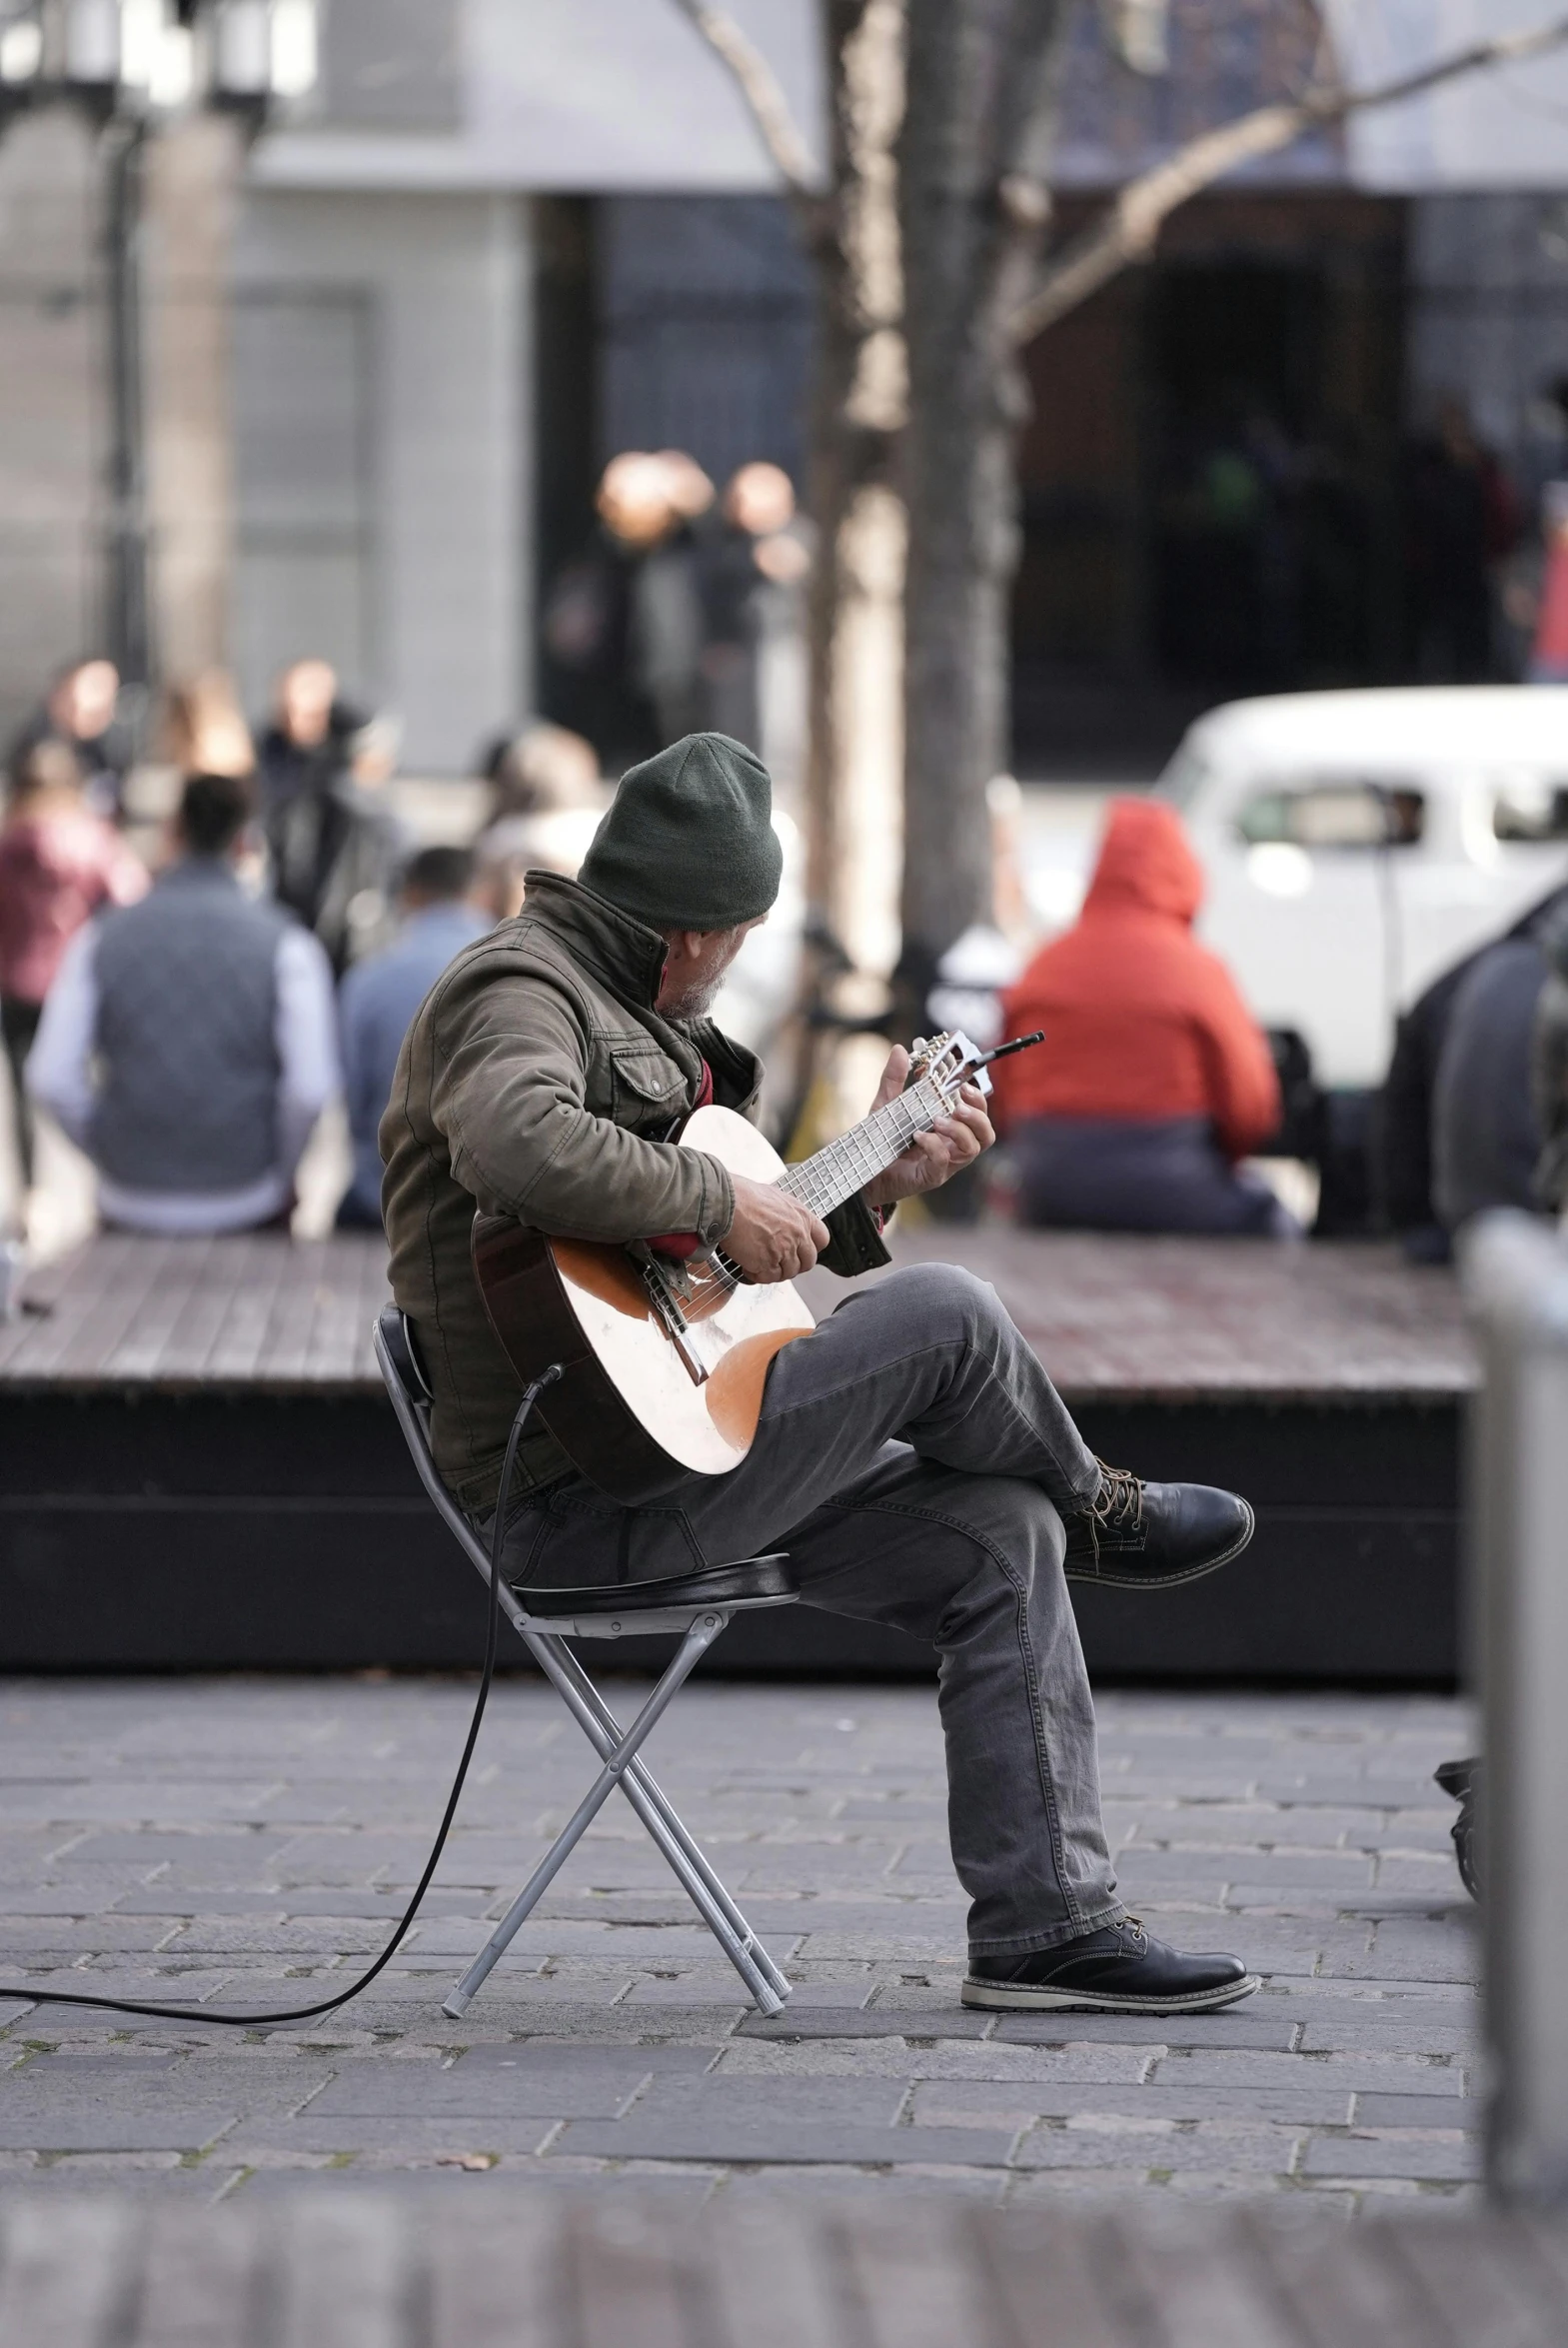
xmin=660 ymin=975 xmax=725 ymax=1021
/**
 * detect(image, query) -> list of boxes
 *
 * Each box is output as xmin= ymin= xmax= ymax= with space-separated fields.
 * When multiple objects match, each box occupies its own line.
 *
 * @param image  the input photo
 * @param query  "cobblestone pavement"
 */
xmin=0 ymin=1678 xmax=1478 ymax=2211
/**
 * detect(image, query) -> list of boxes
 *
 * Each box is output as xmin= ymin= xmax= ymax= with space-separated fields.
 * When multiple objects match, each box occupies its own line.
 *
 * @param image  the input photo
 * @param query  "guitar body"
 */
xmin=473 ymin=1105 xmax=815 ymax=1504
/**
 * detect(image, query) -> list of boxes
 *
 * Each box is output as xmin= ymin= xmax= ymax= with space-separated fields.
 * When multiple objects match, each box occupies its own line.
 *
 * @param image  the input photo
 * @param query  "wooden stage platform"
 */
xmin=0 ymin=1228 xmax=1474 ymax=1682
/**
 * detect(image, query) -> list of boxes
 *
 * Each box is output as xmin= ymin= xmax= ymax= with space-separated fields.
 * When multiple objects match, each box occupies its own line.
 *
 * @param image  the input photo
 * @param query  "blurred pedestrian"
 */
xmin=1431 ymin=934 xmax=1549 ymax=1236
xmin=257 ymin=661 xmax=406 ymax=975
xmin=0 ymin=738 xmax=146 ymax=1191
xmin=336 ymin=846 xmax=491 ymax=1230
xmin=1532 ymin=907 xmax=1568 ymax=1215
xmin=482 ymin=721 xmax=602 ymax=821
xmin=701 ymin=462 xmax=809 ymax=767
xmin=162 ymin=672 xmax=254 ymax=782
xmin=471 ymin=720 xmax=609 ymax=914
xmin=1405 ymin=396 xmax=1521 ymax=682
xmin=26 ymin=772 xmax=338 ymax=1236
xmin=1498 ymin=376 xmax=1568 ymax=674
xmin=993 ymin=799 xmax=1290 ymax=1233
xmin=256 ymin=659 xmax=362 ymax=812
xmin=1380 ymin=878 xmax=1568 ymax=1260
xmin=543 ymin=453 xmax=710 ymax=767
xmin=7 ymin=657 xmax=131 ymax=820
xmin=1529 ymin=479 xmax=1568 ymax=685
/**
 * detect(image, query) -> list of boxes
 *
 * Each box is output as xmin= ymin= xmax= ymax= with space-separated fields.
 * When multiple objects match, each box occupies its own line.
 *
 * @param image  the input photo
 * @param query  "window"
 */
xmin=1492 ymin=777 xmax=1568 ymax=843
xmin=1155 ymin=741 xmax=1211 ymax=811
xmin=1236 ymin=782 xmax=1425 ymax=851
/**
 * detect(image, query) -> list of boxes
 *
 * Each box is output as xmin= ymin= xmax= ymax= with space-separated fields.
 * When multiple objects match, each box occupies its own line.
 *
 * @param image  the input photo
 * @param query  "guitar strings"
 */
xmin=682 ymin=1065 xmax=959 ymax=1305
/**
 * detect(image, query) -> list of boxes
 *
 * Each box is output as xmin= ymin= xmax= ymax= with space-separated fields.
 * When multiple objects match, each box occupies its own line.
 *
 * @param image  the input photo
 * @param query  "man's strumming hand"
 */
xmin=722 ymin=1174 xmax=829 ymax=1283
xmin=859 ymin=1045 xmax=994 ymax=1210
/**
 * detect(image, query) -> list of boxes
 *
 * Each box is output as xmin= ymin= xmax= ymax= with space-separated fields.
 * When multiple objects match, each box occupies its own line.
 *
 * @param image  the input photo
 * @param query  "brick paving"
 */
xmin=0 ymin=1677 xmax=1477 ymax=2209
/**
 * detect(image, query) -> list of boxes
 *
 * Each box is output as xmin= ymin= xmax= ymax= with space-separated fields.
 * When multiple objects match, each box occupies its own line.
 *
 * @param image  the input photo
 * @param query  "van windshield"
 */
xmin=1236 ymin=781 xmax=1426 ymax=850
xmin=1154 ymin=740 xmax=1208 ymax=810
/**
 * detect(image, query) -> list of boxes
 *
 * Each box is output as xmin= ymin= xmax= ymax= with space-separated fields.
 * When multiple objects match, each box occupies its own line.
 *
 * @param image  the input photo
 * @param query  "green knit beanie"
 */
xmin=579 ymin=733 xmax=784 ymax=931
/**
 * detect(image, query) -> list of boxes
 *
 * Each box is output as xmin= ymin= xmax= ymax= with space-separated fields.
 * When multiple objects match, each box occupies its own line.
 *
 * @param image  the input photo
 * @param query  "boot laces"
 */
xmin=1084 ymin=1461 xmax=1143 ymax=1560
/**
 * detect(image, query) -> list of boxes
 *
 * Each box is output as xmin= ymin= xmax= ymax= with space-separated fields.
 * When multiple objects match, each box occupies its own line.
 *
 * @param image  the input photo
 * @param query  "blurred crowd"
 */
xmin=0 ymin=649 xmax=618 ymax=1244
xmin=0 ymin=439 xmax=811 ymax=1251
xmin=3 ymin=414 xmax=1568 ymax=1267
xmin=542 ymin=448 xmax=810 ymax=780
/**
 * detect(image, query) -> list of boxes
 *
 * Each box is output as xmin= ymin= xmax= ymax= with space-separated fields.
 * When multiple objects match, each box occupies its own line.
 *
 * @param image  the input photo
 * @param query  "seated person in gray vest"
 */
xmin=27 ymin=772 xmax=338 ymax=1235
xmin=382 ymin=733 xmax=1260 ymax=2015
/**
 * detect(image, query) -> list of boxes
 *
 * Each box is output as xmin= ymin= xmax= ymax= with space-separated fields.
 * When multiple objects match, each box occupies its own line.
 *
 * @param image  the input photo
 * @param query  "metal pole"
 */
xmin=104 ymin=113 xmax=152 ymax=695
xmin=1462 ymin=1210 xmax=1568 ymax=2205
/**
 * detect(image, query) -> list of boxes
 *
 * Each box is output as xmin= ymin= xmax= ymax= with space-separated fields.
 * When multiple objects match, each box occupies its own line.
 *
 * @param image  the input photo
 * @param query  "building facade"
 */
xmin=1 ymin=0 xmax=1566 ymax=772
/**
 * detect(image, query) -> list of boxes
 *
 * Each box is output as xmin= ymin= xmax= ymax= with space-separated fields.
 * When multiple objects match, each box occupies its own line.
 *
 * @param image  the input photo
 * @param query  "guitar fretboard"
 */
xmin=776 ymin=1080 xmax=946 ymax=1219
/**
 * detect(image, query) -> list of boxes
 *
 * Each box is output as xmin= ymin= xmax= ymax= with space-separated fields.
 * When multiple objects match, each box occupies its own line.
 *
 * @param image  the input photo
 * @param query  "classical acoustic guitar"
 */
xmin=472 ymin=1029 xmax=1043 ymax=1504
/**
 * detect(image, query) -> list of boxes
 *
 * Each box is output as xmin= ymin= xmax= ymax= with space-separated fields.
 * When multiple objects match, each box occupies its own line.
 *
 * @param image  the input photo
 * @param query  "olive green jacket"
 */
xmin=381 ymin=872 xmax=890 ymax=1514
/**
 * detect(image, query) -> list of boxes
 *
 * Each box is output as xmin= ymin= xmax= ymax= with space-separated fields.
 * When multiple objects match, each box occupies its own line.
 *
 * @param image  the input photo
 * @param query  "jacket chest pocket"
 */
xmin=606 ymin=1046 xmax=690 ymax=1133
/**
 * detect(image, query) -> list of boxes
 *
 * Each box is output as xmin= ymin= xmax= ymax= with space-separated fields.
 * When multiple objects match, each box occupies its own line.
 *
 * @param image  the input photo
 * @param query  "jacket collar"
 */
xmin=512 ymin=871 xmax=762 ymax=1114
xmin=156 ymin=855 xmax=243 ymax=892
xmin=518 ymin=871 xmax=668 ymax=1011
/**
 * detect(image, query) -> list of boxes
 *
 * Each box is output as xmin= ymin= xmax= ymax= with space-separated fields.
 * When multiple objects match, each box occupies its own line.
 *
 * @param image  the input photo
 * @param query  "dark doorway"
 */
xmin=533 ymin=196 xmax=601 ymax=701
xmin=1150 ymin=259 xmax=1327 ymax=690
xmin=1010 ymin=194 xmax=1407 ymax=773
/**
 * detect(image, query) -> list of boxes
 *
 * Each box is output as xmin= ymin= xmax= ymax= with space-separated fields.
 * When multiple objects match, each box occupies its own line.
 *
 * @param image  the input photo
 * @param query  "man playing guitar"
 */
xmin=383 ymin=733 xmax=1258 ymax=2013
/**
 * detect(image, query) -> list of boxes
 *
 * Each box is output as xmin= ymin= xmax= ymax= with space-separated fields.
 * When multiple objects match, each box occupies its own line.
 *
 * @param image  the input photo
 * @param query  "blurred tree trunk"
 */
xmin=144 ymin=113 xmax=245 ymax=687
xmin=895 ymin=0 xmax=1067 ymax=996
xmin=674 ymin=0 xmax=1561 ymax=1029
xmin=804 ymin=0 xmax=906 ymax=987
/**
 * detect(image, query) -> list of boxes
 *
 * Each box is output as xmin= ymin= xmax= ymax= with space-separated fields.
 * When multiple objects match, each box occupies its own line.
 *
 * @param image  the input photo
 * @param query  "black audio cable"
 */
xmin=0 ymin=1366 xmax=562 ymax=2028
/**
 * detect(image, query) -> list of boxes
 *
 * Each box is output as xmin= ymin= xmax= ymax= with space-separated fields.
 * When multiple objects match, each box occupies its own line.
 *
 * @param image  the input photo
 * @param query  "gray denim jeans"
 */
xmin=491 ymin=1261 xmax=1124 ymax=1955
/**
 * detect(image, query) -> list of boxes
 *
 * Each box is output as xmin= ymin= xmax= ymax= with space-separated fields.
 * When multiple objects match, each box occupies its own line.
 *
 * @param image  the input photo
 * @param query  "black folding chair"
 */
xmin=374 ymin=1306 xmax=796 ymax=2018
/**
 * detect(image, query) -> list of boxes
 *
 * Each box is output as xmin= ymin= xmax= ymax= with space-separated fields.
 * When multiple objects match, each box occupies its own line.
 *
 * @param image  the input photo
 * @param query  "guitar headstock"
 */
xmin=908 ymin=1031 xmax=992 ymax=1107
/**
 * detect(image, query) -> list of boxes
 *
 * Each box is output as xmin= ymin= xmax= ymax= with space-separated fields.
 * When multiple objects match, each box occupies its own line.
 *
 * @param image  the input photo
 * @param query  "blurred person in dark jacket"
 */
xmin=8 ymin=658 xmax=132 ymax=820
xmin=1530 ymin=906 xmax=1568 ymax=1215
xmin=700 ymin=462 xmax=806 ymax=753
xmin=256 ymin=659 xmax=362 ymax=813
xmin=1431 ymin=935 xmax=1550 ymax=1237
xmin=335 ymin=846 xmax=491 ymax=1230
xmin=543 ymin=453 xmax=712 ymax=766
xmin=993 ymin=800 xmax=1289 ymax=1233
xmin=1405 ymin=397 xmax=1521 ymax=682
xmin=258 ymin=661 xmax=406 ymax=976
xmin=1380 ymin=878 xmax=1568 ymax=1259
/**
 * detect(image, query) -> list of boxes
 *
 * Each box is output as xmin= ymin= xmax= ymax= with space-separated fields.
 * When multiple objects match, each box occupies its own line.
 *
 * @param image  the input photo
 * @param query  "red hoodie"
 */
xmin=993 ymin=798 xmax=1279 ymax=1162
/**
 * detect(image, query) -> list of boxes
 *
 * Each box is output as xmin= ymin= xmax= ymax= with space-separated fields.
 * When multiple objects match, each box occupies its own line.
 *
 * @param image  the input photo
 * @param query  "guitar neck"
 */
xmin=776 ymin=1080 xmax=945 ymax=1220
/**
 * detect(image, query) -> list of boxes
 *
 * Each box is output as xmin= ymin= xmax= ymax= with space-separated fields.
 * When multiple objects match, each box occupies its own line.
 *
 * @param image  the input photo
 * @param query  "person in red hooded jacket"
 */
xmin=993 ymin=797 xmax=1290 ymax=1234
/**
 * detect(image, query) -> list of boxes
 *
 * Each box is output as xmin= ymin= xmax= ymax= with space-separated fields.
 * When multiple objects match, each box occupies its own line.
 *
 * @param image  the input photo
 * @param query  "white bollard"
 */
xmin=1463 ymin=1209 xmax=1568 ymax=2203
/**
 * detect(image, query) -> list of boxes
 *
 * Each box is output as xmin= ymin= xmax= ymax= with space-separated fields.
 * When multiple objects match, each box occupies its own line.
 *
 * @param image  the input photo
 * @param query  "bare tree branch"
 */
xmin=667 ymin=0 xmax=820 ymax=198
xmin=1010 ymin=10 xmax=1568 ymax=345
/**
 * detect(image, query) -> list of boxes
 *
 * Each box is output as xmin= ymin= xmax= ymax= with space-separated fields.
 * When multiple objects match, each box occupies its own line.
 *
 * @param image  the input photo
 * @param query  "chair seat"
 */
xmin=514 ymin=1553 xmax=795 ymax=1619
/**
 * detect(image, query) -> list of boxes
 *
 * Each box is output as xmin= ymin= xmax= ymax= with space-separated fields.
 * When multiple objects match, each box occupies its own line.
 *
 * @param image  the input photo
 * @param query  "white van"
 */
xmin=1161 ymin=687 xmax=1568 ymax=1088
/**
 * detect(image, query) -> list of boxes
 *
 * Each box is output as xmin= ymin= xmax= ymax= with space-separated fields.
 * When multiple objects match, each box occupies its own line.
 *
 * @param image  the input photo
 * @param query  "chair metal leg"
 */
xmin=485 ymin=1579 xmax=788 ymax=2011
xmin=537 ymin=1634 xmax=791 ymax=2004
xmin=444 ymin=1613 xmax=730 ymax=2020
xmin=538 ymin=1644 xmax=788 ymax=2013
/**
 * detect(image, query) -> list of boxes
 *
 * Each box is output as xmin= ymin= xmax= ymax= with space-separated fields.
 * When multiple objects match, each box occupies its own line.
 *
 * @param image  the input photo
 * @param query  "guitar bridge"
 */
xmin=640 ymin=1259 xmax=710 ymax=1386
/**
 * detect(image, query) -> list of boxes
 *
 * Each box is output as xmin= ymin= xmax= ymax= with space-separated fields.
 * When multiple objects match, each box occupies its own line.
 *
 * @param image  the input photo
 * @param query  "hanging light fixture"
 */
xmin=0 ymin=4 xmax=44 ymax=102
xmin=0 ymin=0 xmax=316 ymax=125
xmin=0 ymin=1 xmax=320 ymax=692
